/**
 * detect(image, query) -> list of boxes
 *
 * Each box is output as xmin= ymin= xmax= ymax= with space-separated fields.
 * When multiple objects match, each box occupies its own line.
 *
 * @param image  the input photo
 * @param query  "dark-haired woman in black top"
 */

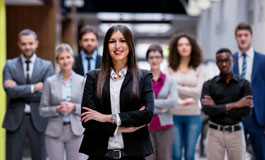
xmin=79 ymin=25 xmax=154 ymax=160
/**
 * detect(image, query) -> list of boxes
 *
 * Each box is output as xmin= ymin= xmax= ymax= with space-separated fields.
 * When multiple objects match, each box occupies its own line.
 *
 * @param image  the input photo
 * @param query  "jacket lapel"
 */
xmin=18 ymin=57 xmax=27 ymax=84
xmin=121 ymin=71 xmax=132 ymax=90
xmin=70 ymin=72 xmax=81 ymax=102
xmin=54 ymin=73 xmax=63 ymax=102
xmin=251 ymin=51 xmax=258 ymax=82
xmin=78 ymin=55 xmax=84 ymax=76
xmin=74 ymin=55 xmax=84 ymax=76
xmin=31 ymin=57 xmax=41 ymax=83
xmin=96 ymin=55 xmax=102 ymax=69
xmin=120 ymin=72 xmax=133 ymax=111
xmin=103 ymin=75 xmax=111 ymax=113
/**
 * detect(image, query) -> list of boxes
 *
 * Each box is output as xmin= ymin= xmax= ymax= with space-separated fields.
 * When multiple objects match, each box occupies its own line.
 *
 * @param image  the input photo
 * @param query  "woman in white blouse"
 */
xmin=166 ymin=32 xmax=205 ymax=160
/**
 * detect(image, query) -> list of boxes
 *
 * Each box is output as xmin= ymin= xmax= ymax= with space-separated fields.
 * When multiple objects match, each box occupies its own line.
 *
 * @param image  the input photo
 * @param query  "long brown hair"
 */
xmin=97 ymin=25 xmax=141 ymax=100
xmin=168 ymin=32 xmax=203 ymax=71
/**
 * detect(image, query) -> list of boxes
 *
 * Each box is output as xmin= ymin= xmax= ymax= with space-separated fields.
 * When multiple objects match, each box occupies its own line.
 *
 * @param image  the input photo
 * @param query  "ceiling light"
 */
xmin=134 ymin=24 xmax=171 ymax=34
xmin=197 ymin=0 xmax=211 ymax=10
xmin=96 ymin=12 xmax=175 ymax=21
xmin=64 ymin=0 xmax=84 ymax=8
xmin=99 ymin=23 xmax=133 ymax=33
xmin=186 ymin=0 xmax=201 ymax=16
xmin=96 ymin=12 xmax=121 ymax=21
xmin=122 ymin=13 xmax=164 ymax=21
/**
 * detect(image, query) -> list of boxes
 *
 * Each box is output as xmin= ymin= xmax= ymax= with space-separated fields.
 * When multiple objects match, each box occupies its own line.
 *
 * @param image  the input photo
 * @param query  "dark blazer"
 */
xmin=73 ymin=53 xmax=102 ymax=76
xmin=2 ymin=56 xmax=54 ymax=132
xmin=233 ymin=51 xmax=265 ymax=127
xmin=79 ymin=69 xmax=154 ymax=158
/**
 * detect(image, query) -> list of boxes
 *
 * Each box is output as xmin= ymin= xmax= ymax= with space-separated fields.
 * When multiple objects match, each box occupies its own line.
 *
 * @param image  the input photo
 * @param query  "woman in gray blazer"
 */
xmin=39 ymin=43 xmax=85 ymax=160
xmin=145 ymin=44 xmax=178 ymax=160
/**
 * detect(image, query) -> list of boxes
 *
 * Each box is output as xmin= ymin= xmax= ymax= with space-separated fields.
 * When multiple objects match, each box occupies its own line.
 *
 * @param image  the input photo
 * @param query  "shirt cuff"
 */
xmin=113 ymin=126 xmax=119 ymax=136
xmin=52 ymin=107 xmax=60 ymax=115
xmin=116 ymin=114 xmax=121 ymax=126
xmin=113 ymin=114 xmax=121 ymax=136
xmin=31 ymin=85 xmax=34 ymax=93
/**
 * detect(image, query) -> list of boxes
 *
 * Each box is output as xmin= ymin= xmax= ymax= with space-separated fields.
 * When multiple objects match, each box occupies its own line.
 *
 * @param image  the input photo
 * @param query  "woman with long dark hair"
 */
xmin=166 ymin=32 xmax=205 ymax=160
xmin=79 ymin=25 xmax=154 ymax=160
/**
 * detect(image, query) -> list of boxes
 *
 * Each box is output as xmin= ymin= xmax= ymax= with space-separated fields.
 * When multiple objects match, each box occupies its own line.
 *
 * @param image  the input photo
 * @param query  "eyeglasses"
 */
xmin=148 ymin=56 xmax=162 ymax=60
xmin=216 ymin=59 xmax=231 ymax=65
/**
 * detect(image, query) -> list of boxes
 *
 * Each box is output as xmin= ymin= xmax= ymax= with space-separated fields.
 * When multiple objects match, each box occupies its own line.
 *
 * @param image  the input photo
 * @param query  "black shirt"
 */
xmin=201 ymin=74 xmax=252 ymax=125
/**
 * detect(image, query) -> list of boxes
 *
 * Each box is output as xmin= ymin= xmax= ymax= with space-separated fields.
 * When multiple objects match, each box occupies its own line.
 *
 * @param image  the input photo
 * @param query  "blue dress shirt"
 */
xmin=80 ymin=50 xmax=98 ymax=76
xmin=59 ymin=73 xmax=73 ymax=122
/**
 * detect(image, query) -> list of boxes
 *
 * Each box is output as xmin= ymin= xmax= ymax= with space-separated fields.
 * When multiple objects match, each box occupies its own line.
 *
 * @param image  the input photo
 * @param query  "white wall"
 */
xmin=196 ymin=0 xmax=265 ymax=61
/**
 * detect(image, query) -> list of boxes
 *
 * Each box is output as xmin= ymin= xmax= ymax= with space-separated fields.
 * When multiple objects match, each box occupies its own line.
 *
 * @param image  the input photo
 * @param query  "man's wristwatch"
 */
xmin=111 ymin=114 xmax=117 ymax=124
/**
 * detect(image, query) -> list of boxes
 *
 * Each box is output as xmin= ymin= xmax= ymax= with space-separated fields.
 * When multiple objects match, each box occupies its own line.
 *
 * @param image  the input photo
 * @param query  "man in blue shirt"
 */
xmin=73 ymin=25 xmax=102 ymax=76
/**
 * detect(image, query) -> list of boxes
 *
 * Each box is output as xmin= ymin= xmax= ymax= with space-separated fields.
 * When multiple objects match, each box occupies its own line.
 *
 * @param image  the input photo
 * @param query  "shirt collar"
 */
xmin=59 ymin=72 xmax=73 ymax=84
xmin=153 ymin=72 xmax=166 ymax=82
xmin=239 ymin=47 xmax=254 ymax=58
xmin=80 ymin=50 xmax=98 ymax=60
xmin=216 ymin=73 xmax=239 ymax=83
xmin=110 ymin=66 xmax=128 ymax=80
xmin=21 ymin=53 xmax=36 ymax=63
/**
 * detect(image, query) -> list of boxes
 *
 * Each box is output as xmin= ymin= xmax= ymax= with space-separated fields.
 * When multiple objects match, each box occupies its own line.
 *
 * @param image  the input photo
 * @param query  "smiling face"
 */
xmin=18 ymin=34 xmax=39 ymax=59
xmin=216 ymin=52 xmax=233 ymax=75
xmin=56 ymin=50 xmax=74 ymax=72
xmin=235 ymin=29 xmax=253 ymax=52
xmin=108 ymin=31 xmax=129 ymax=65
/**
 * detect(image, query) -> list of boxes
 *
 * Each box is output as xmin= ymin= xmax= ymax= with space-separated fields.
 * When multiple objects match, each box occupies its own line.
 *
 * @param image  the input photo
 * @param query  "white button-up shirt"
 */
xmin=107 ymin=66 xmax=128 ymax=150
xmin=21 ymin=53 xmax=36 ymax=113
xmin=238 ymin=47 xmax=254 ymax=82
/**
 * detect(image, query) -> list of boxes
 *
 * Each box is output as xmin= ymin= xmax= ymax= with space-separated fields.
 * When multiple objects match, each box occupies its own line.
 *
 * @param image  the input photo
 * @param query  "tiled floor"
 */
xmin=21 ymin=140 xmax=252 ymax=160
xmin=22 ymin=152 xmax=252 ymax=160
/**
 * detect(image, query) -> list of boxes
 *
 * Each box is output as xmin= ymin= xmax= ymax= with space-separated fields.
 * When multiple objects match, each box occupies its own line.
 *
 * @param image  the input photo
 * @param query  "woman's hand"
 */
xmin=180 ymin=98 xmax=196 ymax=106
xmin=80 ymin=107 xmax=111 ymax=123
xmin=117 ymin=125 xmax=145 ymax=133
xmin=56 ymin=102 xmax=75 ymax=115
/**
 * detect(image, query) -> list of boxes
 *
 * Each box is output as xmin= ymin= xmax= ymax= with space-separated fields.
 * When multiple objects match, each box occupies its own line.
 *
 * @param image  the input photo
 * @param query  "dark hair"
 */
xmin=146 ymin=44 xmax=163 ymax=60
xmin=168 ymin=32 xmax=203 ymax=71
xmin=235 ymin=22 xmax=253 ymax=35
xmin=216 ymin=48 xmax=232 ymax=56
xmin=79 ymin=25 xmax=98 ymax=40
xmin=18 ymin=29 xmax=37 ymax=40
xmin=97 ymin=25 xmax=141 ymax=100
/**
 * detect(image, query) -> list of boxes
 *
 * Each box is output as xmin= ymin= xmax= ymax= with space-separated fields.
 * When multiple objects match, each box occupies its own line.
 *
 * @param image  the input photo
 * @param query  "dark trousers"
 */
xmin=6 ymin=116 xmax=46 ymax=160
xmin=88 ymin=156 xmax=145 ymax=160
xmin=243 ymin=115 xmax=265 ymax=160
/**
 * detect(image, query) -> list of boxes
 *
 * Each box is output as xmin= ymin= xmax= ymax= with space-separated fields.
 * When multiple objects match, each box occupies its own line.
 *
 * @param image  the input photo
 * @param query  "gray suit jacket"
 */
xmin=39 ymin=71 xmax=85 ymax=137
xmin=2 ymin=56 xmax=54 ymax=132
xmin=154 ymin=76 xmax=178 ymax=126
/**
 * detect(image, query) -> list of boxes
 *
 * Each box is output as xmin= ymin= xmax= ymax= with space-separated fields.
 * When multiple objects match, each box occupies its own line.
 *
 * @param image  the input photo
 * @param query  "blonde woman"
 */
xmin=39 ymin=43 xmax=84 ymax=160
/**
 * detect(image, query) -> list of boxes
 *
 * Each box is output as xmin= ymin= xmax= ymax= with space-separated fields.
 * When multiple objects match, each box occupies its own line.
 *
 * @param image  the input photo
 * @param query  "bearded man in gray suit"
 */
xmin=2 ymin=29 xmax=54 ymax=160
